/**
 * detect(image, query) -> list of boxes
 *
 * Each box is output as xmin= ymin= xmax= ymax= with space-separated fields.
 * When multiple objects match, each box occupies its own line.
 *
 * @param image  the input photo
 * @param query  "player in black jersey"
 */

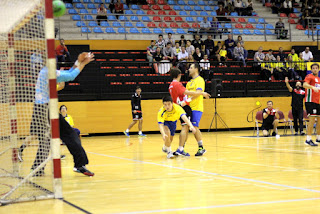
xmin=124 ymin=86 xmax=146 ymax=137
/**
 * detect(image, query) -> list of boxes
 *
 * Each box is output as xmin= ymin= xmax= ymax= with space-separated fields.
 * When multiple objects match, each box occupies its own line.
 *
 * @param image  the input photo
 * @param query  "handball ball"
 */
xmin=53 ymin=0 xmax=66 ymax=17
xmin=256 ymin=101 xmax=261 ymax=106
xmin=78 ymin=52 xmax=89 ymax=62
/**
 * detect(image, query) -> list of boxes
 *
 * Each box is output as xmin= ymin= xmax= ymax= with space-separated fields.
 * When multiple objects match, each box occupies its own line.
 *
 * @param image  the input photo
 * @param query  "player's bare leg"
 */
xmin=305 ymin=117 xmax=317 ymax=146
xmin=174 ymin=125 xmax=190 ymax=156
xmin=138 ymin=119 xmax=146 ymax=137
xmin=124 ymin=120 xmax=137 ymax=137
xmin=162 ymin=126 xmax=174 ymax=158
xmin=273 ymin=119 xmax=279 ymax=135
xmin=193 ymin=127 xmax=206 ymax=156
xmin=315 ymin=117 xmax=320 ymax=144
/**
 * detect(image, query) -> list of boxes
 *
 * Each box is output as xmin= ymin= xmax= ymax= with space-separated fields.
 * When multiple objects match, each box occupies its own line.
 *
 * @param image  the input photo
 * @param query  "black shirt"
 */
xmin=192 ymin=39 xmax=204 ymax=50
xmin=277 ymin=51 xmax=287 ymax=61
xmin=263 ymin=108 xmax=276 ymax=123
xmin=204 ymin=39 xmax=215 ymax=50
xmin=179 ymin=39 xmax=187 ymax=47
xmin=153 ymin=52 xmax=164 ymax=62
xmin=193 ymin=52 xmax=204 ymax=62
xmin=131 ymin=92 xmax=141 ymax=112
xmin=291 ymin=88 xmax=305 ymax=109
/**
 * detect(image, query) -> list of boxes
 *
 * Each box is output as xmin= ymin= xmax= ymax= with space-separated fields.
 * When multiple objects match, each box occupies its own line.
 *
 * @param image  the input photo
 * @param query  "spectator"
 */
xmin=156 ymin=34 xmax=166 ymax=50
xmin=186 ymin=55 xmax=195 ymax=72
xmin=193 ymin=47 xmax=204 ymax=62
xmin=261 ymin=101 xmax=279 ymax=137
xmin=261 ymin=55 xmax=274 ymax=80
xmin=165 ymin=33 xmax=175 ymax=46
xmin=200 ymin=54 xmax=211 ymax=81
xmin=186 ymin=40 xmax=195 ymax=56
xmin=233 ymin=42 xmax=246 ymax=66
xmin=271 ymin=0 xmax=282 ymax=14
xmin=96 ymin=4 xmax=107 ymax=26
xmin=204 ymin=35 xmax=214 ymax=58
xmin=275 ymin=18 xmax=288 ymax=39
xmin=115 ymin=0 xmax=124 ymax=19
xmin=273 ymin=55 xmax=287 ymax=80
xmin=219 ymin=45 xmax=228 ymax=65
xmin=266 ymin=49 xmax=276 ymax=61
xmin=302 ymin=47 xmax=314 ymax=62
xmin=288 ymin=48 xmax=299 ymax=62
xmin=153 ymin=47 xmax=164 ymax=73
xmin=178 ymin=35 xmax=187 ymax=47
xmin=234 ymin=0 xmax=243 ymax=15
xmin=109 ymin=0 xmax=117 ymax=14
xmin=210 ymin=17 xmax=221 ymax=39
xmin=243 ymin=0 xmax=253 ymax=16
xmin=146 ymin=40 xmax=157 ymax=65
xmin=213 ymin=41 xmax=222 ymax=63
xmin=225 ymin=0 xmax=234 ymax=13
xmin=191 ymin=35 xmax=204 ymax=51
xmin=277 ymin=47 xmax=287 ymax=62
xmin=282 ymin=0 xmax=293 ymax=16
xmin=225 ymin=34 xmax=235 ymax=58
xmin=200 ymin=17 xmax=211 ymax=34
xmin=236 ymin=36 xmax=248 ymax=59
xmin=286 ymin=55 xmax=298 ymax=80
xmin=177 ymin=46 xmax=189 ymax=74
xmin=174 ymin=42 xmax=181 ymax=57
xmin=300 ymin=10 xmax=311 ymax=29
xmin=296 ymin=52 xmax=307 ymax=79
xmin=163 ymin=43 xmax=176 ymax=65
xmin=254 ymin=46 xmax=265 ymax=65
xmin=56 ymin=39 xmax=70 ymax=65
xmin=310 ymin=7 xmax=319 ymax=23
xmin=216 ymin=3 xmax=229 ymax=22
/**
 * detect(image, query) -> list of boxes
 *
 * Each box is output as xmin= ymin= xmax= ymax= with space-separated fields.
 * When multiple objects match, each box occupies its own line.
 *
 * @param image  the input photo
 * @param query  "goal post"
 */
xmin=0 ymin=0 xmax=61 ymax=205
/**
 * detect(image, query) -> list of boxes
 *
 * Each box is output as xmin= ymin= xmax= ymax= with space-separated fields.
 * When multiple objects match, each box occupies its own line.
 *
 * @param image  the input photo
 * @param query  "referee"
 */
xmin=285 ymin=77 xmax=305 ymax=135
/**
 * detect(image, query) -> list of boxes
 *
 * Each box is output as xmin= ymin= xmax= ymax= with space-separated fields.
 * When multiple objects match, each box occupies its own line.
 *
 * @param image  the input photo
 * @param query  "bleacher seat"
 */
xmin=130 ymin=28 xmax=140 ymax=33
xmin=254 ymin=29 xmax=263 ymax=35
xmin=130 ymin=16 xmax=139 ymax=21
xmin=188 ymin=0 xmax=196 ymax=5
xmin=79 ymin=9 xmax=89 ymax=14
xmin=296 ymin=24 xmax=304 ymax=30
xmin=181 ymin=22 xmax=190 ymax=28
xmin=113 ymin=21 xmax=122 ymax=27
xmin=288 ymin=19 xmax=296 ymax=24
xmin=210 ymin=11 xmax=217 ymax=16
xmin=258 ymin=18 xmax=266 ymax=23
xmin=158 ymin=10 xmax=166 ymax=15
xmin=106 ymin=27 xmax=116 ymax=33
xmin=72 ymin=15 xmax=81 ymax=20
xmin=165 ymin=28 xmax=174 ymax=34
xmin=75 ymin=3 xmax=85 ymax=9
xmin=158 ymin=0 xmax=166 ymax=5
xmin=89 ymin=21 xmax=98 ymax=27
xmin=81 ymin=27 xmax=91 ymax=33
xmin=174 ymin=5 xmax=182 ymax=11
xmin=245 ymin=23 xmax=254 ymax=29
xmin=153 ymin=16 xmax=161 ymax=22
xmin=230 ymin=12 xmax=238 ymax=16
xmin=142 ymin=16 xmax=151 ymax=22
xmin=125 ymin=22 xmax=133 ymax=27
xmin=170 ymin=22 xmax=179 ymax=28
xmin=87 ymin=3 xmax=96 ymax=9
xmin=154 ymin=28 xmax=163 ymax=33
xmin=317 ymin=25 xmax=320 ymax=30
xmin=192 ymin=23 xmax=200 ymax=28
xmin=178 ymin=0 xmax=186 ymax=5
xmin=256 ymin=24 xmax=264 ymax=29
xmin=118 ymin=28 xmax=128 ymax=33
xmin=293 ymin=8 xmax=299 ymax=13
xmin=207 ymin=17 xmax=213 ymax=21
xmin=147 ymin=10 xmax=156 ymax=15
xmin=304 ymin=30 xmax=314 ymax=35
xmin=265 ymin=30 xmax=274 ymax=35
xmin=76 ymin=21 xmax=86 ymax=27
xmin=186 ymin=17 xmax=194 ymax=22
xmin=280 ymin=13 xmax=287 ymax=17
xmin=248 ymin=18 xmax=256 ymax=23
xmin=66 ymin=3 xmax=73 ymax=9
xmin=125 ymin=10 xmax=134 ymax=14
xmin=108 ymin=15 xmax=117 ymax=21
xmin=131 ymin=5 xmax=139 ymax=10
xmin=224 ymin=23 xmax=232 ymax=29
xmin=142 ymin=28 xmax=152 ymax=33
xmin=164 ymin=5 xmax=172 ymax=10
xmin=152 ymin=5 xmax=161 ymax=10
xmin=73 ymin=0 xmax=80 ymax=2
xmin=164 ymin=16 xmax=173 ymax=22
xmin=93 ymin=27 xmax=103 ymax=33
xmin=233 ymin=29 xmax=241 ymax=35
xmin=147 ymin=0 xmax=155 ymax=4
xmin=198 ymin=0 xmax=206 ymax=5
xmin=68 ymin=9 xmax=78 ymax=14
xmin=105 ymin=0 xmax=111 ymax=3
xmin=136 ymin=10 xmax=145 ymax=15
xmin=94 ymin=0 xmax=102 ymax=3
xmin=266 ymin=24 xmax=274 ymax=30
xmin=200 ymin=11 xmax=208 ymax=16
xmin=175 ymin=16 xmax=183 ymax=22
xmin=91 ymin=9 xmax=97 ymax=14
xmin=190 ymin=11 xmax=198 ymax=16
xmin=159 ymin=22 xmax=168 ymax=28
xmin=142 ymin=5 xmax=150 ymax=10
xmin=230 ymin=18 xmax=236 ymax=22
xmin=235 ymin=23 xmax=243 ymax=29
xmin=243 ymin=29 xmax=253 ymax=35
xmin=238 ymin=18 xmax=246 ymax=23
xmin=168 ymin=0 xmax=176 ymax=5
xmin=208 ymin=1 xmax=214 ymax=5
xmin=119 ymin=16 xmax=128 ymax=21
xmin=123 ymin=4 xmax=129 ymax=10
xmin=147 ymin=22 xmax=156 ymax=28
xmin=194 ymin=6 xmax=202 ymax=11
xmin=136 ymin=22 xmax=145 ymax=27
xmin=83 ymin=0 xmax=92 ymax=3
xmin=179 ymin=11 xmax=187 ymax=16
xmin=84 ymin=15 xmax=93 ymax=20
xmin=177 ymin=28 xmax=186 ymax=34
xmin=197 ymin=17 xmax=204 ymax=22
xmin=289 ymin=13 xmax=297 ymax=18
xmin=169 ymin=11 xmax=177 ymax=15
xmin=184 ymin=6 xmax=192 ymax=11
xmin=100 ymin=21 xmax=109 ymax=27
xmin=204 ymin=6 xmax=213 ymax=11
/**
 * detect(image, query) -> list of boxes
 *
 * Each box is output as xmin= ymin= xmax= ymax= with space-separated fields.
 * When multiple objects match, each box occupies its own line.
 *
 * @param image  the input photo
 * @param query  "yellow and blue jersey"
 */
xmin=157 ymin=103 xmax=186 ymax=124
xmin=64 ymin=114 xmax=74 ymax=127
xmin=186 ymin=76 xmax=205 ymax=112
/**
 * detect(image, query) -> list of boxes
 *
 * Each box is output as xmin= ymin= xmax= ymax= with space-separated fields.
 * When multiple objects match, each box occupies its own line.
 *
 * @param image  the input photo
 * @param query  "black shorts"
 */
xmin=305 ymin=102 xmax=320 ymax=116
xmin=132 ymin=112 xmax=142 ymax=120
xmin=30 ymin=103 xmax=49 ymax=136
xmin=180 ymin=105 xmax=192 ymax=125
xmin=261 ymin=121 xmax=274 ymax=131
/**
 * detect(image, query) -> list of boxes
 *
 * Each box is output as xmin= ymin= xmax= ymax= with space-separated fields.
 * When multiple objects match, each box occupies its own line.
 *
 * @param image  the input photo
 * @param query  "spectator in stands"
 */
xmin=261 ymin=55 xmax=274 ymax=80
xmin=115 ymin=0 xmax=124 ymax=19
xmin=204 ymin=35 xmax=214 ymax=58
xmin=288 ymin=48 xmax=299 ymax=62
xmin=192 ymin=35 xmax=204 ymax=52
xmin=177 ymin=46 xmax=189 ymax=75
xmin=244 ymin=0 xmax=253 ymax=16
xmin=216 ymin=3 xmax=229 ymax=22
xmin=165 ymin=33 xmax=175 ymax=46
xmin=96 ymin=4 xmax=107 ymax=26
xmin=200 ymin=17 xmax=211 ymax=34
xmin=254 ymin=46 xmax=265 ymax=66
xmin=156 ymin=34 xmax=166 ymax=50
xmin=174 ymin=42 xmax=181 ymax=58
xmin=275 ymin=18 xmax=288 ymax=39
xmin=300 ymin=10 xmax=311 ymax=29
xmin=200 ymin=54 xmax=211 ymax=81
xmin=225 ymin=34 xmax=235 ymax=58
xmin=271 ymin=0 xmax=282 ymax=14
xmin=193 ymin=47 xmax=204 ymax=62
xmin=153 ymin=47 xmax=164 ymax=73
xmin=56 ymin=39 xmax=70 ymax=65
xmin=286 ymin=55 xmax=298 ymax=80
xmin=109 ymin=0 xmax=117 ymax=14
xmin=236 ymin=36 xmax=248 ymax=59
xmin=186 ymin=55 xmax=195 ymax=72
xmin=277 ymin=47 xmax=287 ymax=61
xmin=210 ymin=17 xmax=221 ymax=39
xmin=234 ymin=0 xmax=243 ymax=15
xmin=273 ymin=55 xmax=287 ymax=80
xmin=147 ymin=40 xmax=157 ymax=65
xmin=310 ymin=7 xmax=320 ymax=23
xmin=282 ymin=0 xmax=293 ymax=16
xmin=178 ymin=35 xmax=187 ymax=47
xmin=186 ymin=40 xmax=195 ymax=56
xmin=302 ymin=47 xmax=314 ymax=62
xmin=213 ymin=41 xmax=222 ymax=63
xmin=233 ymin=42 xmax=246 ymax=66
xmin=219 ymin=45 xmax=228 ymax=65
xmin=225 ymin=0 xmax=234 ymax=12
xmin=296 ymin=52 xmax=307 ymax=79
xmin=266 ymin=49 xmax=276 ymax=61
xmin=163 ymin=43 xmax=176 ymax=65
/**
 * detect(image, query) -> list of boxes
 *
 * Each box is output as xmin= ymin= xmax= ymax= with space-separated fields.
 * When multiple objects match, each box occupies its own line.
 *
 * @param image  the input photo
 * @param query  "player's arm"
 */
xmin=184 ymin=90 xmax=211 ymax=99
xmin=263 ymin=110 xmax=269 ymax=119
xmin=303 ymin=80 xmax=319 ymax=92
xmin=181 ymin=114 xmax=196 ymax=134
xmin=131 ymin=96 xmax=137 ymax=114
xmin=284 ymin=77 xmax=292 ymax=92
xmin=57 ymin=82 xmax=65 ymax=91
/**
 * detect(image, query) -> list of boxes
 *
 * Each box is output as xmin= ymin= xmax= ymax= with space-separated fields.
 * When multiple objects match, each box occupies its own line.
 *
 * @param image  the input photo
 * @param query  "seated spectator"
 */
xmin=204 ymin=35 xmax=214 ymax=58
xmin=225 ymin=0 xmax=234 ymax=13
xmin=109 ymin=0 xmax=117 ymax=13
xmin=178 ymin=35 xmax=187 ymax=47
xmin=266 ymin=49 xmax=276 ymax=61
xmin=115 ymin=0 xmax=124 ymax=19
xmin=200 ymin=54 xmax=211 ymax=81
xmin=212 ymin=41 xmax=222 ymax=62
xmin=261 ymin=55 xmax=274 ymax=80
xmin=243 ymin=0 xmax=253 ymax=16
xmin=295 ymin=52 xmax=307 ymax=79
xmin=225 ymin=34 xmax=235 ymax=58
xmin=192 ymin=35 xmax=204 ymax=51
xmin=277 ymin=47 xmax=287 ymax=62
xmin=261 ymin=101 xmax=279 ymax=137
xmin=219 ymin=45 xmax=228 ymax=65
xmin=186 ymin=55 xmax=195 ymax=72
xmin=275 ymin=18 xmax=288 ymax=40
xmin=165 ymin=33 xmax=175 ymax=46
xmin=163 ymin=43 xmax=176 ymax=65
xmin=153 ymin=47 xmax=164 ymax=73
xmin=300 ymin=10 xmax=311 ymax=29
xmin=216 ymin=3 xmax=229 ymax=22
xmin=273 ymin=55 xmax=287 ymax=80
xmin=254 ymin=46 xmax=265 ymax=65
xmin=236 ymin=36 xmax=248 ymax=59
xmin=156 ymin=34 xmax=166 ymax=50
xmin=286 ymin=55 xmax=298 ymax=80
xmin=186 ymin=40 xmax=195 ymax=56
xmin=210 ymin=17 xmax=222 ymax=39
xmin=302 ymin=47 xmax=314 ymax=62
xmin=56 ymin=39 xmax=70 ymax=65
xmin=177 ymin=46 xmax=189 ymax=74
xmin=288 ymin=48 xmax=299 ymax=62
xmin=200 ymin=17 xmax=211 ymax=34
xmin=234 ymin=0 xmax=243 ymax=15
xmin=193 ymin=47 xmax=204 ymax=62
xmin=96 ymin=4 xmax=107 ymax=26
xmin=233 ymin=42 xmax=246 ymax=66
xmin=146 ymin=40 xmax=157 ymax=65
xmin=174 ymin=42 xmax=181 ymax=57
xmin=60 ymin=105 xmax=80 ymax=137
xmin=310 ymin=7 xmax=320 ymax=23
xmin=271 ymin=0 xmax=282 ymax=14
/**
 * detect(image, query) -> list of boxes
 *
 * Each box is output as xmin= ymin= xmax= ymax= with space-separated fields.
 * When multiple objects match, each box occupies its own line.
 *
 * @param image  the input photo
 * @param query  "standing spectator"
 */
xmin=56 ymin=39 xmax=70 ymax=65
xmin=200 ymin=54 xmax=211 ymax=81
xmin=115 ymin=0 xmax=124 ymax=19
xmin=177 ymin=46 xmax=189 ymax=74
xmin=216 ymin=3 xmax=229 ymax=22
xmin=286 ymin=55 xmax=296 ymax=79
xmin=178 ymin=35 xmax=187 ymax=47
xmin=109 ymin=0 xmax=117 ymax=14
xmin=96 ymin=3 xmax=107 ymax=26
xmin=213 ymin=41 xmax=222 ymax=63
xmin=233 ymin=43 xmax=246 ymax=66
xmin=234 ymin=0 xmax=243 ymax=15
xmin=174 ymin=42 xmax=181 ymax=57
xmin=273 ymin=55 xmax=286 ymax=80
xmin=146 ymin=40 xmax=157 ymax=65
xmin=210 ymin=17 xmax=221 ymax=39
xmin=192 ymin=35 xmax=204 ymax=51
xmin=219 ymin=45 xmax=228 ymax=65
xmin=300 ymin=10 xmax=311 ymax=29
xmin=163 ymin=43 xmax=176 ymax=65
xmin=296 ymin=52 xmax=307 ymax=79
xmin=225 ymin=34 xmax=235 ymax=58
xmin=153 ymin=47 xmax=164 ymax=73
xmin=156 ymin=34 xmax=166 ymax=50
xmin=275 ymin=18 xmax=288 ymax=39
xmin=236 ymin=35 xmax=248 ymax=59
xmin=261 ymin=55 xmax=274 ymax=80
xmin=282 ymin=0 xmax=293 ymax=16
xmin=266 ymin=49 xmax=276 ymax=61
xmin=165 ymin=33 xmax=175 ymax=46
xmin=199 ymin=17 xmax=211 ymax=34
xmin=288 ymin=48 xmax=299 ymax=62
xmin=277 ymin=47 xmax=287 ymax=62
xmin=302 ymin=47 xmax=314 ymax=62
xmin=204 ymin=35 xmax=214 ymax=58
xmin=186 ymin=40 xmax=195 ymax=56
xmin=254 ymin=46 xmax=265 ymax=65
xmin=193 ymin=47 xmax=204 ymax=62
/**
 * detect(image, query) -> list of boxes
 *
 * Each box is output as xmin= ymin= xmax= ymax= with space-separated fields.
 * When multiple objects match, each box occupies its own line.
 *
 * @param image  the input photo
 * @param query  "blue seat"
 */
xmin=73 ymin=0 xmax=80 ymax=2
xmin=265 ymin=30 xmax=274 ymax=35
xmin=293 ymin=8 xmax=299 ymax=13
xmin=243 ymin=29 xmax=253 ymax=35
xmin=83 ymin=0 xmax=92 ymax=3
xmin=168 ymin=0 xmax=176 ymax=5
xmin=113 ymin=21 xmax=121 ymax=27
xmin=142 ymin=28 xmax=152 ymax=33
xmin=87 ymin=3 xmax=96 ymax=9
xmin=258 ymin=18 xmax=266 ymax=23
xmin=75 ymin=3 xmax=85 ymax=9
xmin=153 ymin=28 xmax=163 ymax=34
xmin=190 ymin=11 xmax=198 ymax=16
xmin=94 ymin=0 xmax=102 ymax=3
xmin=266 ymin=24 xmax=274 ymax=30
xmin=105 ymin=0 xmax=111 ymax=3
xmin=142 ymin=16 xmax=151 ymax=22
xmin=173 ymin=5 xmax=182 ymax=11
xmin=207 ymin=17 xmax=213 ymax=22
xmin=72 ymin=15 xmax=81 ymax=20
xmin=79 ymin=9 xmax=89 ymax=14
xmin=118 ymin=27 xmax=128 ymax=33
xmin=230 ymin=12 xmax=238 ymax=16
xmin=197 ymin=17 xmax=203 ymax=22
xmin=254 ymin=29 xmax=263 ymax=35
xmin=316 ymin=25 xmax=320 ymax=30
xmin=178 ymin=0 xmax=186 ymax=5
xmin=106 ymin=27 xmax=116 ymax=33
xmin=224 ymin=23 xmax=232 ymax=29
xmin=125 ymin=10 xmax=134 ymax=15
xmin=123 ymin=4 xmax=129 ymax=10
xmin=188 ymin=0 xmax=196 ymax=5
xmin=89 ymin=21 xmax=98 ymax=27
xmin=130 ymin=16 xmax=139 ymax=21
xmin=210 ymin=11 xmax=217 ymax=16
xmin=93 ymin=27 xmax=103 ymax=33
xmin=200 ymin=11 xmax=208 ymax=16
xmin=107 ymin=9 xmax=111 ymax=14
xmin=177 ymin=28 xmax=186 ymax=34
xmin=188 ymin=28 xmax=195 ymax=33
xmin=81 ymin=27 xmax=91 ymax=33
xmin=108 ymin=15 xmax=117 ymax=21
xmin=65 ymin=3 xmax=73 ymax=9
xmin=208 ymin=0 xmax=214 ymax=5
xmin=252 ymin=12 xmax=257 ymax=16
xmin=304 ymin=30 xmax=313 ymax=35
xmin=248 ymin=18 xmax=256 ymax=23
xmin=165 ymin=28 xmax=174 ymax=34
xmin=136 ymin=22 xmax=145 ymax=27
xmin=256 ymin=24 xmax=264 ymax=29
xmin=194 ymin=6 xmax=202 ymax=11
xmin=68 ymin=9 xmax=78 ymax=14
xmin=83 ymin=15 xmax=93 ymax=20
xmin=199 ymin=1 xmax=206 ymax=5
xmin=136 ymin=10 xmax=145 ymax=15
xmin=100 ymin=21 xmax=109 ymax=27
xmin=204 ymin=6 xmax=213 ymax=11
xmin=184 ymin=5 xmax=192 ymax=11
xmin=214 ymin=6 xmax=219 ymax=10
xmin=179 ymin=11 xmax=187 ymax=16
xmin=76 ymin=21 xmax=86 ymax=27
xmin=91 ymin=9 xmax=97 ymax=14
xmin=131 ymin=4 xmax=139 ymax=10
xmin=186 ymin=17 xmax=194 ymax=22
xmin=125 ymin=22 xmax=133 ymax=27
xmin=232 ymin=29 xmax=241 ymax=35
xmin=130 ymin=28 xmax=140 ymax=33
xmin=119 ymin=16 xmax=128 ymax=21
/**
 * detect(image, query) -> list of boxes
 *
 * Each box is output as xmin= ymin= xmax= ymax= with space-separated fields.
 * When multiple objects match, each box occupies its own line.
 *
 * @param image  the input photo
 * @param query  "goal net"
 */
xmin=0 ymin=0 xmax=61 ymax=205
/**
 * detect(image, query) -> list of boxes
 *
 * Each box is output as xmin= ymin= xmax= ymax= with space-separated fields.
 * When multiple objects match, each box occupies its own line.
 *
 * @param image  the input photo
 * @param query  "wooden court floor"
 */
xmin=2 ymin=130 xmax=320 ymax=214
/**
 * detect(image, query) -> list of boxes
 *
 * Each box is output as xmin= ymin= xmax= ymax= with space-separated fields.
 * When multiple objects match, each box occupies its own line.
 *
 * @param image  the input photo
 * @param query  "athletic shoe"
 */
xmin=174 ymin=149 xmax=190 ymax=157
xmin=60 ymin=155 xmax=66 ymax=160
xmin=162 ymin=147 xmax=169 ymax=153
xmin=78 ymin=166 xmax=94 ymax=176
xmin=195 ymin=147 xmax=206 ymax=156
xmin=295 ymin=132 xmax=298 ymax=135
xmin=300 ymin=131 xmax=305 ymax=136
xmin=138 ymin=133 xmax=147 ymax=137
xmin=123 ymin=131 xmax=130 ymax=137
xmin=272 ymin=131 xmax=277 ymax=136
xmin=316 ymin=139 xmax=320 ymax=145
xmin=305 ymin=140 xmax=318 ymax=146
xmin=167 ymin=152 xmax=174 ymax=159
xmin=73 ymin=167 xmax=81 ymax=173
xmin=18 ymin=148 xmax=23 ymax=162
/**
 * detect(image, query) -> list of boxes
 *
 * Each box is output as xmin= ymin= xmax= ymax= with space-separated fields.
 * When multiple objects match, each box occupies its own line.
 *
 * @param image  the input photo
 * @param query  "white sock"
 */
xmin=317 ymin=135 xmax=320 ymax=141
xmin=126 ymin=129 xmax=129 ymax=133
xmin=138 ymin=131 xmax=142 ymax=135
xmin=198 ymin=140 xmax=203 ymax=147
xmin=178 ymin=146 xmax=184 ymax=151
xmin=166 ymin=146 xmax=171 ymax=152
xmin=307 ymin=135 xmax=312 ymax=141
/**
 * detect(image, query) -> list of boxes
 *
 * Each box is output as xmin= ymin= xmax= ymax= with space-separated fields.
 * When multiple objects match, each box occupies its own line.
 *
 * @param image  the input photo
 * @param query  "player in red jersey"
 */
xmin=169 ymin=68 xmax=210 ymax=156
xmin=303 ymin=63 xmax=320 ymax=146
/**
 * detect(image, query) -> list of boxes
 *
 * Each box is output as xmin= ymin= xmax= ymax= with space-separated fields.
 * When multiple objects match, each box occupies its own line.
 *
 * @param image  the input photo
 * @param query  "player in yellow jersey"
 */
xmin=186 ymin=63 xmax=207 ymax=156
xmin=158 ymin=96 xmax=196 ymax=158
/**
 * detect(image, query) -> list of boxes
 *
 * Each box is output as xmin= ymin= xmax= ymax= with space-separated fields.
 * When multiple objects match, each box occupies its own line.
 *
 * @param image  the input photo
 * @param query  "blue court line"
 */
xmin=88 ymin=152 xmax=320 ymax=193
xmin=111 ymin=197 xmax=320 ymax=214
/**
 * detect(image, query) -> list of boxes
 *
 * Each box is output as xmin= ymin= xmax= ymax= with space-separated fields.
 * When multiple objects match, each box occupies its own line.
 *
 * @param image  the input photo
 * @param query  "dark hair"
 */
xmin=267 ymin=101 xmax=273 ymax=104
xmin=162 ymin=96 xmax=173 ymax=103
xmin=175 ymin=41 xmax=179 ymax=44
xmin=151 ymin=40 xmax=154 ymax=43
xmin=168 ymin=33 xmax=172 ymax=35
xmin=217 ymin=41 xmax=221 ymax=43
xmin=170 ymin=68 xmax=181 ymax=79
xmin=268 ymin=49 xmax=272 ymax=52
xmin=187 ymin=40 xmax=191 ymax=43
xmin=59 ymin=105 xmax=67 ymax=112
xmin=311 ymin=63 xmax=319 ymax=69
xmin=191 ymin=63 xmax=200 ymax=71
xmin=136 ymin=86 xmax=141 ymax=90
xmin=166 ymin=42 xmax=172 ymax=46
xmin=181 ymin=35 xmax=185 ymax=38
xmin=159 ymin=34 xmax=163 ymax=37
